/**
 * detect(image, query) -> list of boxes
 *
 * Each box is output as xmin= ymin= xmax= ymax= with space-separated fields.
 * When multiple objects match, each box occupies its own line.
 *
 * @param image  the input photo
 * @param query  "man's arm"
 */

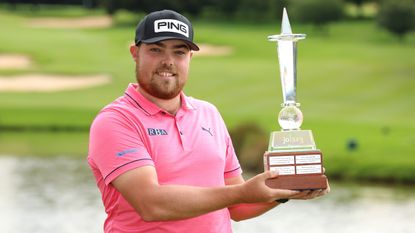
xmin=226 ymin=175 xmax=278 ymax=221
xmin=112 ymin=165 xmax=302 ymax=222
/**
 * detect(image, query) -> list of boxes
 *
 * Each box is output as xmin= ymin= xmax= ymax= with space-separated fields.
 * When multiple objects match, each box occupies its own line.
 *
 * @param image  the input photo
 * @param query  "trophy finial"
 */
xmin=281 ymin=8 xmax=292 ymax=35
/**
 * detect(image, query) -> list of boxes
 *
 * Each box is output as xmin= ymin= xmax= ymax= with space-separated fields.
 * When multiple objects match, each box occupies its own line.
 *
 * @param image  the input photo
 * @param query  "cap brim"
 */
xmin=141 ymin=36 xmax=199 ymax=51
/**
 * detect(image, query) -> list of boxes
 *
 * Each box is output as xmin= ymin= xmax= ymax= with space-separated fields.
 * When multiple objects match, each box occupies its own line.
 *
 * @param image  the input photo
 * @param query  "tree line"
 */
xmin=2 ymin=0 xmax=415 ymax=39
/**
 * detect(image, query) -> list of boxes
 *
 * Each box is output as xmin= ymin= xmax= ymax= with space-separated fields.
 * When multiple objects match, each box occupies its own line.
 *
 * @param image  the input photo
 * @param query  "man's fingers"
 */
xmin=289 ymin=190 xmax=310 ymax=199
xmin=288 ymin=188 xmax=328 ymax=200
xmin=266 ymin=170 xmax=279 ymax=179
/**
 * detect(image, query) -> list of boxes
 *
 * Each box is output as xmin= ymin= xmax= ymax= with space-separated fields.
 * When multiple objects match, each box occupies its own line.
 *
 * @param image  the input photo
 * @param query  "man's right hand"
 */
xmin=237 ymin=171 xmax=330 ymax=204
xmin=237 ymin=171 xmax=302 ymax=203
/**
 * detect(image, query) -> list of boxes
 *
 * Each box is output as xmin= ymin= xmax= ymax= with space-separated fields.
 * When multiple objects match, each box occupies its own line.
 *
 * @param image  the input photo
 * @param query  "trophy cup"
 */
xmin=264 ymin=8 xmax=327 ymax=190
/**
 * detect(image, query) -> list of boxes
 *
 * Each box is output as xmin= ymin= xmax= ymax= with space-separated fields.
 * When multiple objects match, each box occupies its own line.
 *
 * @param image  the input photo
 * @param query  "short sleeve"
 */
xmin=211 ymin=107 xmax=242 ymax=179
xmin=88 ymin=110 xmax=154 ymax=185
xmin=223 ymin=134 xmax=242 ymax=178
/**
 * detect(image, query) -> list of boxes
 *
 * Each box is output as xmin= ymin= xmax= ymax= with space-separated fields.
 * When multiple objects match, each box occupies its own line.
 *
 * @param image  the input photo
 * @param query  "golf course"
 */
xmin=0 ymin=5 xmax=414 ymax=183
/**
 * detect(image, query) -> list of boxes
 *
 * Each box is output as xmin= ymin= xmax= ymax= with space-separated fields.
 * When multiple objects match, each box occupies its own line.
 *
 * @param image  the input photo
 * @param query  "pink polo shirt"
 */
xmin=88 ymin=83 xmax=242 ymax=233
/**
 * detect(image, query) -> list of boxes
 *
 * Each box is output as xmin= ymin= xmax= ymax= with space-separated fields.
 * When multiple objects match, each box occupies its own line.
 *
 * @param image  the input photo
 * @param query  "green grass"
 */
xmin=0 ymin=7 xmax=414 ymax=182
xmin=0 ymin=131 xmax=89 ymax=157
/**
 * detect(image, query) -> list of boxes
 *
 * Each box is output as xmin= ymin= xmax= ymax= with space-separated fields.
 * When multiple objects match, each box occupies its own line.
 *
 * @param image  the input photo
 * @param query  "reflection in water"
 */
xmin=233 ymin=183 xmax=415 ymax=233
xmin=0 ymin=156 xmax=105 ymax=233
xmin=0 ymin=156 xmax=414 ymax=233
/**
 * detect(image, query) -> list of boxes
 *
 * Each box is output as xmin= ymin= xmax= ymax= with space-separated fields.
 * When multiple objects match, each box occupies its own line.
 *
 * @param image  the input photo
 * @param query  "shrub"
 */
xmin=377 ymin=0 xmax=415 ymax=40
xmin=290 ymin=0 xmax=344 ymax=29
xmin=234 ymin=0 xmax=288 ymax=23
xmin=229 ymin=122 xmax=268 ymax=173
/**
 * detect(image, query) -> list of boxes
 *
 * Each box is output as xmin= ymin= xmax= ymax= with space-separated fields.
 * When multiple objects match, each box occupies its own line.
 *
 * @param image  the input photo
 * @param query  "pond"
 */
xmin=0 ymin=156 xmax=414 ymax=233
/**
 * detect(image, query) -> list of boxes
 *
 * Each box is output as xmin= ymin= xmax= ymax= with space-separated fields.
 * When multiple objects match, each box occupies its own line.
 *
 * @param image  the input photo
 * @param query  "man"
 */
xmin=88 ymin=9 xmax=329 ymax=233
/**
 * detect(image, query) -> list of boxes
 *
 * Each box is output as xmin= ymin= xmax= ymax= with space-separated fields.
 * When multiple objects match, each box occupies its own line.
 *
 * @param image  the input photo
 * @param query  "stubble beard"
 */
xmin=136 ymin=65 xmax=184 ymax=100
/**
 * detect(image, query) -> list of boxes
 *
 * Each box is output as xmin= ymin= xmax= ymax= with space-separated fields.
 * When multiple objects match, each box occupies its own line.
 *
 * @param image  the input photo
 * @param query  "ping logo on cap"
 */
xmin=154 ymin=19 xmax=189 ymax=38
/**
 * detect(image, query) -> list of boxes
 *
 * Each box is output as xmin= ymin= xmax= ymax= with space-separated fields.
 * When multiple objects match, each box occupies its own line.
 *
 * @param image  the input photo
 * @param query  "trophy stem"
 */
xmin=277 ymin=40 xmax=300 ymax=104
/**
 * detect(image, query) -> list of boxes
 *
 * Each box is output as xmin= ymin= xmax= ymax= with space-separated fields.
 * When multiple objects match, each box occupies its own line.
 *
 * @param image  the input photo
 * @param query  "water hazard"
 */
xmin=0 ymin=156 xmax=414 ymax=233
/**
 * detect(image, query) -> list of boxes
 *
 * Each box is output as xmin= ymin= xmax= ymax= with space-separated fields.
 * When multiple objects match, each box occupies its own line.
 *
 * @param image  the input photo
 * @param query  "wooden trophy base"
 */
xmin=264 ymin=150 xmax=327 ymax=190
xmin=265 ymin=174 xmax=327 ymax=190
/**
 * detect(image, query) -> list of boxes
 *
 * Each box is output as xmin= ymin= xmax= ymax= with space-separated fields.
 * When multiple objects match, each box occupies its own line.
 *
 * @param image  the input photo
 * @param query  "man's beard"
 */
xmin=136 ymin=66 xmax=184 ymax=100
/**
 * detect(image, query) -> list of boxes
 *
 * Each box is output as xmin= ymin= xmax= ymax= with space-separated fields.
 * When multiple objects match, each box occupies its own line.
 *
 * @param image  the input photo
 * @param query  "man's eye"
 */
xmin=175 ymin=50 xmax=186 ymax=55
xmin=150 ymin=48 xmax=161 ymax=52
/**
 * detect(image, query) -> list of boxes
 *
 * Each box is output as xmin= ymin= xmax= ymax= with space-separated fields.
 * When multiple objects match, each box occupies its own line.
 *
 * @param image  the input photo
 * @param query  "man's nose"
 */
xmin=161 ymin=53 xmax=174 ymax=67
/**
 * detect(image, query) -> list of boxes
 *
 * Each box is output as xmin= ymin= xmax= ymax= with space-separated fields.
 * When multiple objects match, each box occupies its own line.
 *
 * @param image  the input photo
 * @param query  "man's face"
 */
xmin=132 ymin=39 xmax=192 ymax=100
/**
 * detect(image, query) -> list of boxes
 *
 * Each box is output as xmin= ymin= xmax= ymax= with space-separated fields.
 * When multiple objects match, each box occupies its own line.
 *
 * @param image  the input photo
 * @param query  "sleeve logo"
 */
xmin=116 ymin=148 xmax=139 ymax=157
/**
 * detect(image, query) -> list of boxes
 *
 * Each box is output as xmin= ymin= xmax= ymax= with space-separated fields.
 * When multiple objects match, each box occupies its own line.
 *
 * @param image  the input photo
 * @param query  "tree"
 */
xmin=102 ymin=0 xmax=205 ymax=16
xmin=290 ymin=0 xmax=344 ymax=31
xmin=234 ymin=0 xmax=288 ymax=23
xmin=377 ymin=0 xmax=415 ymax=40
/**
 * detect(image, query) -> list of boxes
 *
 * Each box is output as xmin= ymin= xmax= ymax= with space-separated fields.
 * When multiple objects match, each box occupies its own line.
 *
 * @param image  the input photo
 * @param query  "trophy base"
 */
xmin=264 ymin=149 xmax=327 ymax=190
xmin=265 ymin=174 xmax=327 ymax=190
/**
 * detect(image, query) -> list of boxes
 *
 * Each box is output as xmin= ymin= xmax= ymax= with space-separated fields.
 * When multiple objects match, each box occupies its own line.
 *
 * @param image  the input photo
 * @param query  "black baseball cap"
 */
xmin=135 ymin=10 xmax=199 ymax=51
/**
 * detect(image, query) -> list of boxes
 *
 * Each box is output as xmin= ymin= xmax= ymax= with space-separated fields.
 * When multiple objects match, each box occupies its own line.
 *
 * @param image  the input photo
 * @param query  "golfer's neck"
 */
xmin=137 ymin=88 xmax=181 ymax=115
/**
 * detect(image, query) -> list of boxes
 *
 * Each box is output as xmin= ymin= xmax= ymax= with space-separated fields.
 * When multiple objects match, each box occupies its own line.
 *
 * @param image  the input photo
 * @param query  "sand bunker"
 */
xmin=28 ymin=16 xmax=113 ymax=29
xmin=0 ymin=54 xmax=32 ymax=69
xmin=0 ymin=43 xmax=231 ymax=93
xmin=194 ymin=44 xmax=233 ymax=56
xmin=0 ymin=74 xmax=111 ymax=92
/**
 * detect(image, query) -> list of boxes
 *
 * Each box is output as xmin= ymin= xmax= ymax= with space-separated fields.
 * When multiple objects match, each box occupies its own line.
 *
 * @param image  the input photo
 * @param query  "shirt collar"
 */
xmin=180 ymin=92 xmax=197 ymax=111
xmin=124 ymin=83 xmax=196 ymax=116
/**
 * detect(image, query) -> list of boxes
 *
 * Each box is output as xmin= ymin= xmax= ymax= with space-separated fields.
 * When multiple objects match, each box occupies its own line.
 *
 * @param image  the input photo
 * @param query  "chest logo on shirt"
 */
xmin=201 ymin=126 xmax=213 ymax=136
xmin=148 ymin=128 xmax=168 ymax=136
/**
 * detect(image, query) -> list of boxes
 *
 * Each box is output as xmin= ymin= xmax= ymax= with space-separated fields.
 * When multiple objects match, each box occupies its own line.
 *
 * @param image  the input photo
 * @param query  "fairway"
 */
xmin=0 ymin=8 xmax=414 ymax=182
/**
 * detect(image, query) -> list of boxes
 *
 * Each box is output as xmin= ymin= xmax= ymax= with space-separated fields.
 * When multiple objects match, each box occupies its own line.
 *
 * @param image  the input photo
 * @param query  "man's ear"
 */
xmin=129 ymin=44 xmax=138 ymax=61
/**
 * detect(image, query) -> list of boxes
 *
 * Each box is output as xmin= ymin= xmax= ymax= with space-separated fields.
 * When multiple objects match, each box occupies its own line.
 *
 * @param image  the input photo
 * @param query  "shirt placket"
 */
xmin=174 ymin=110 xmax=188 ymax=151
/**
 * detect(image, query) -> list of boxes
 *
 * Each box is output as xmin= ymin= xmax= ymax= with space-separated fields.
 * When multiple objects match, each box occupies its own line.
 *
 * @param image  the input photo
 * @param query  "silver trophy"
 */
xmin=264 ymin=8 xmax=327 ymax=190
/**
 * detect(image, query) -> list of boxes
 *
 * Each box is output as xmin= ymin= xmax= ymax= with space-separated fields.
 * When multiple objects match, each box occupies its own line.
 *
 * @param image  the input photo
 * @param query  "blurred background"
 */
xmin=0 ymin=0 xmax=414 ymax=232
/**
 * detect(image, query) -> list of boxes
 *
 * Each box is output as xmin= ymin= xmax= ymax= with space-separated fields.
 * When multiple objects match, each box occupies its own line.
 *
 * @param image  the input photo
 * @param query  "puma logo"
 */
xmin=201 ymin=126 xmax=213 ymax=136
